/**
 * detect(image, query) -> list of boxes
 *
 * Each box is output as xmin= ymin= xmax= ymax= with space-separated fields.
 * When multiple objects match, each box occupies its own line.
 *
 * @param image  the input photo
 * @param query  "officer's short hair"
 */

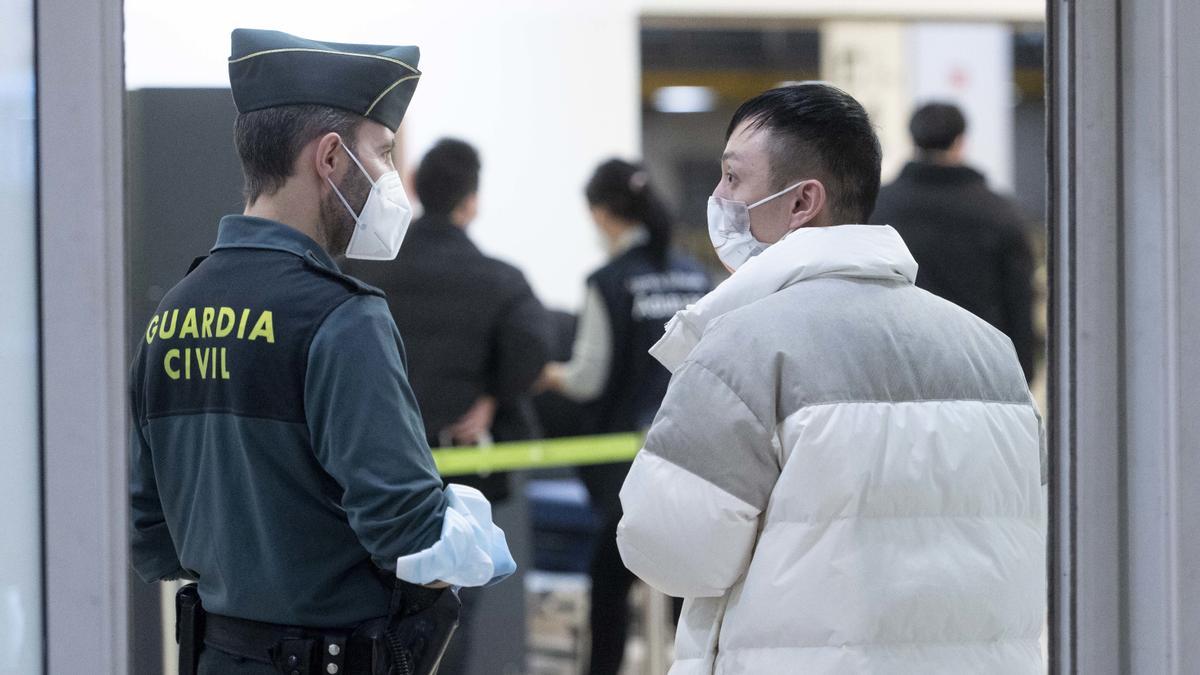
xmin=727 ymin=83 xmax=882 ymax=225
xmin=414 ymin=139 xmax=480 ymax=216
xmin=909 ymin=102 xmax=967 ymax=152
xmin=234 ymin=105 xmax=364 ymax=205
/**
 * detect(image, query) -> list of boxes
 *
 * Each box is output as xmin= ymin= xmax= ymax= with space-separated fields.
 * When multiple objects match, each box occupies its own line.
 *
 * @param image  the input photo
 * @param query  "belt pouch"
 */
xmin=175 ymin=583 xmax=205 ymax=675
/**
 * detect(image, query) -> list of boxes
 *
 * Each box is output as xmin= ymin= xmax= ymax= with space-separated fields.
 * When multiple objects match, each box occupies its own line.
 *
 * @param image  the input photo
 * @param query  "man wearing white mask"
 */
xmin=616 ymin=83 xmax=1045 ymax=673
xmin=129 ymin=29 xmax=513 ymax=675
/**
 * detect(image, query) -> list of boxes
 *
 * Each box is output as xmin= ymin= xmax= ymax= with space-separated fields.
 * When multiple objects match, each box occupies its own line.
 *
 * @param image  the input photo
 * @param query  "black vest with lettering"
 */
xmin=587 ymin=245 xmax=711 ymax=433
xmin=135 ymin=248 xmax=383 ymax=426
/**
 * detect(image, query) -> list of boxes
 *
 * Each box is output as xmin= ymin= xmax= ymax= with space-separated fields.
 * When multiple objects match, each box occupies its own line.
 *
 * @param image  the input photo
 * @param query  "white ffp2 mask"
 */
xmin=707 ymin=181 xmax=804 ymax=270
xmin=328 ymin=142 xmax=414 ymax=261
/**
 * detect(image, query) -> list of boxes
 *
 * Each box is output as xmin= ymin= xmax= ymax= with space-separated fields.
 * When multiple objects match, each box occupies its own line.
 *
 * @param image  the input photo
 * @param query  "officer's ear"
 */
xmin=312 ymin=132 xmax=345 ymax=183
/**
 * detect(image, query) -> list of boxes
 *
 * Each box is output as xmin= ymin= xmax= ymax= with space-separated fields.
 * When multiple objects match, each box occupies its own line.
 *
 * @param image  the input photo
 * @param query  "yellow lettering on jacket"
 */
xmin=158 ymin=309 xmax=179 ymax=339
xmin=164 ymin=349 xmax=180 ymax=379
xmin=145 ymin=314 xmax=160 ymax=344
xmin=215 ymin=307 xmax=236 ymax=338
xmin=179 ymin=308 xmax=199 ymax=339
xmin=237 ymin=308 xmax=251 ymax=339
xmin=153 ymin=307 xmax=278 ymax=383
xmin=248 ymin=310 xmax=275 ymax=343
xmin=196 ymin=348 xmax=210 ymax=377
xmin=201 ymin=307 xmax=216 ymax=338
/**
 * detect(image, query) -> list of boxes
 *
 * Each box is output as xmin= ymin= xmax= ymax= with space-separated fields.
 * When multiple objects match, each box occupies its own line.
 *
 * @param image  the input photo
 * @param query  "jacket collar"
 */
xmin=900 ymin=161 xmax=985 ymax=186
xmin=410 ymin=213 xmax=480 ymax=249
xmin=650 ymin=224 xmax=918 ymax=372
xmin=211 ymin=215 xmax=340 ymax=272
xmin=413 ymin=212 xmax=463 ymax=235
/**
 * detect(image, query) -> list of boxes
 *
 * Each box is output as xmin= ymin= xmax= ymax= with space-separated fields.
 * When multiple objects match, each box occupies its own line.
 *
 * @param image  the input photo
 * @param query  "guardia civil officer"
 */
xmin=535 ymin=159 xmax=712 ymax=675
xmin=129 ymin=29 xmax=513 ymax=675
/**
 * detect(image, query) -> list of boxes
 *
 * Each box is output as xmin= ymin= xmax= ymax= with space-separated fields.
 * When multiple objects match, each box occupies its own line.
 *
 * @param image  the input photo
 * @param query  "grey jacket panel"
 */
xmin=692 ymin=276 xmax=1030 ymax=417
xmin=643 ymin=360 xmax=778 ymax=509
xmin=647 ymin=276 xmax=1031 ymax=508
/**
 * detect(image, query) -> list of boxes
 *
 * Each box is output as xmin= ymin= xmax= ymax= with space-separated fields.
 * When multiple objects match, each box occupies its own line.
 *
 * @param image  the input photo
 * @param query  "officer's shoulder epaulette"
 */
xmin=302 ymin=251 xmax=386 ymax=298
xmin=185 ymin=255 xmax=209 ymax=276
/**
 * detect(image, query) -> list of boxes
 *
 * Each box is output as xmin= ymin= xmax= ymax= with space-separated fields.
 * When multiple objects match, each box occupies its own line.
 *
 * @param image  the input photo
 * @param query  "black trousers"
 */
xmin=587 ymin=511 xmax=637 ymax=675
xmin=586 ymin=507 xmax=685 ymax=675
xmin=580 ymin=461 xmax=635 ymax=675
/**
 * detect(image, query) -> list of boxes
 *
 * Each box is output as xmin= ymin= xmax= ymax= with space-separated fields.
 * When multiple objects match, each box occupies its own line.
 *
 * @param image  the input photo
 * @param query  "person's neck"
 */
xmin=449 ymin=213 xmax=471 ymax=230
xmin=244 ymin=186 xmax=325 ymax=248
xmin=423 ymin=211 xmax=468 ymax=230
xmin=917 ymin=150 xmax=963 ymax=167
xmin=788 ymin=211 xmax=836 ymax=233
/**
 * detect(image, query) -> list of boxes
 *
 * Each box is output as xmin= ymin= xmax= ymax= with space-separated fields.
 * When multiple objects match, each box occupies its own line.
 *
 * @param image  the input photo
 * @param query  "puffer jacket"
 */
xmin=617 ymin=224 xmax=1045 ymax=674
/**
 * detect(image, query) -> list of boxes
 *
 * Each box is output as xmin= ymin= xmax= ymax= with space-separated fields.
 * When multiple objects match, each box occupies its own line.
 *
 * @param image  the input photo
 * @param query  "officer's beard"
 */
xmin=318 ymin=168 xmax=372 ymax=258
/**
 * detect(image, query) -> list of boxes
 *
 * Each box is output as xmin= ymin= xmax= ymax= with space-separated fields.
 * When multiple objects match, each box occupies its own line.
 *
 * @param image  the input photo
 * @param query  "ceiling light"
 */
xmin=653 ymin=86 xmax=717 ymax=114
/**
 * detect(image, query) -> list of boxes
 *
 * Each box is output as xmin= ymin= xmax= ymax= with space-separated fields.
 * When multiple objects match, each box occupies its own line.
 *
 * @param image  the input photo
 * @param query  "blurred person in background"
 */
xmin=870 ymin=102 xmax=1037 ymax=382
xmin=531 ymin=309 xmax=589 ymax=440
xmin=617 ymin=84 xmax=1044 ymax=674
xmin=342 ymin=137 xmax=549 ymax=674
xmin=536 ymin=159 xmax=711 ymax=675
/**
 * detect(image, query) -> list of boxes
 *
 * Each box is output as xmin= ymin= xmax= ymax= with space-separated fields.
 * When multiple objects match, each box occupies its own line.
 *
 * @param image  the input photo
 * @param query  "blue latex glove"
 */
xmin=394 ymin=484 xmax=517 ymax=587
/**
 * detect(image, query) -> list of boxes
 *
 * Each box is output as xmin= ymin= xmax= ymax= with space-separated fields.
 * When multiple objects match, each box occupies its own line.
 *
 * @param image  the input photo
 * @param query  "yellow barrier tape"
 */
xmin=432 ymin=433 xmax=643 ymax=477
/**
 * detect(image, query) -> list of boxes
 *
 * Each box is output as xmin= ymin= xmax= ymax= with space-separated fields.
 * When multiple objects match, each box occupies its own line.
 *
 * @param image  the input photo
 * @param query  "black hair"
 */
xmin=909 ymin=102 xmax=967 ymax=152
xmin=585 ymin=159 xmax=673 ymax=269
xmin=414 ymin=138 xmax=481 ymax=216
xmin=726 ymin=83 xmax=882 ymax=225
xmin=233 ymin=105 xmax=364 ymax=205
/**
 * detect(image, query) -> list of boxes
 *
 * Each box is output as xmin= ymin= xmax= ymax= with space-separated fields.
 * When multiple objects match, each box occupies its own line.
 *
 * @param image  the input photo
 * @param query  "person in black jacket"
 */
xmin=341 ymin=138 xmax=550 ymax=674
xmin=536 ymin=159 xmax=711 ymax=675
xmin=870 ymin=102 xmax=1037 ymax=382
xmin=344 ymin=138 xmax=549 ymax=482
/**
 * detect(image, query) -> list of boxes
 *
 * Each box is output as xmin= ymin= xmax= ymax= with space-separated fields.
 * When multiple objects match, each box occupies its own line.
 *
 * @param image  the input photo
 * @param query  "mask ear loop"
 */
xmin=748 ymin=180 xmax=806 ymax=210
xmin=326 ymin=136 xmax=377 ymax=221
xmin=327 ymin=178 xmax=361 ymax=222
xmin=338 ymin=139 xmax=378 ymax=188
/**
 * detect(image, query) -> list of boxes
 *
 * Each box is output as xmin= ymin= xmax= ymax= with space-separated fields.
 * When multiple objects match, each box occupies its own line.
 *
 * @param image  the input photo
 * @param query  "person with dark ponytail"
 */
xmin=536 ymin=158 xmax=711 ymax=675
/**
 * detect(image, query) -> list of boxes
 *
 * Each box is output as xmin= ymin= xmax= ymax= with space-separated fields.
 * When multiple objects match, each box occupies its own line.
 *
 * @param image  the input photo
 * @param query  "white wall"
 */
xmin=401 ymin=2 xmax=640 ymax=310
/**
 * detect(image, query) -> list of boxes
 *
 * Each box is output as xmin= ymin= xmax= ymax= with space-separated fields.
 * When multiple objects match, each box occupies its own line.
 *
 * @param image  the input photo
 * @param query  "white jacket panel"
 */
xmin=618 ymin=450 xmax=760 ymax=598
xmin=720 ymin=401 xmax=1043 ymax=657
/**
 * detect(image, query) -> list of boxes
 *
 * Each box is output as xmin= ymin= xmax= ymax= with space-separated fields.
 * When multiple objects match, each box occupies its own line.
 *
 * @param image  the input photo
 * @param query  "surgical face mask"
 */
xmin=707 ymin=181 xmax=804 ymax=270
xmin=327 ymin=141 xmax=413 ymax=260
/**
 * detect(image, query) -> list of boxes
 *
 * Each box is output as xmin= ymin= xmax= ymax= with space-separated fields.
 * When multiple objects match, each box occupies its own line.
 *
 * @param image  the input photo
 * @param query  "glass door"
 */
xmin=0 ymin=0 xmax=43 ymax=671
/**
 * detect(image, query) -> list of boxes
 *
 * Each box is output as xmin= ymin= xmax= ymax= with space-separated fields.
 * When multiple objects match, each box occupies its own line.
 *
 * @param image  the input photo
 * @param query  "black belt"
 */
xmin=204 ymin=612 xmax=376 ymax=675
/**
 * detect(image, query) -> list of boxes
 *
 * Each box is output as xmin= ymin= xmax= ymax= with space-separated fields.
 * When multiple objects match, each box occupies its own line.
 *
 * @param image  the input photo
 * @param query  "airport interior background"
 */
xmin=10 ymin=0 xmax=1200 ymax=673
xmin=118 ymin=3 xmax=1048 ymax=673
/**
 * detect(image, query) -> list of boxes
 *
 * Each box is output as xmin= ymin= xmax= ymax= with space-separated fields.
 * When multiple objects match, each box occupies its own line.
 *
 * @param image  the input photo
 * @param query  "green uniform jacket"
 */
xmin=129 ymin=215 xmax=448 ymax=627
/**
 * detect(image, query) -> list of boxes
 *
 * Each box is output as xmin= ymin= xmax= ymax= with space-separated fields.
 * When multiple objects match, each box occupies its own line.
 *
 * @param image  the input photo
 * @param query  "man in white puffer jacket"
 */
xmin=616 ymin=84 xmax=1045 ymax=674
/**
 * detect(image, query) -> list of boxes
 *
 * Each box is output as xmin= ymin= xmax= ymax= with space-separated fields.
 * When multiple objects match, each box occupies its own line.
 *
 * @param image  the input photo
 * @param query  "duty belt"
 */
xmin=204 ymin=612 xmax=375 ymax=675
